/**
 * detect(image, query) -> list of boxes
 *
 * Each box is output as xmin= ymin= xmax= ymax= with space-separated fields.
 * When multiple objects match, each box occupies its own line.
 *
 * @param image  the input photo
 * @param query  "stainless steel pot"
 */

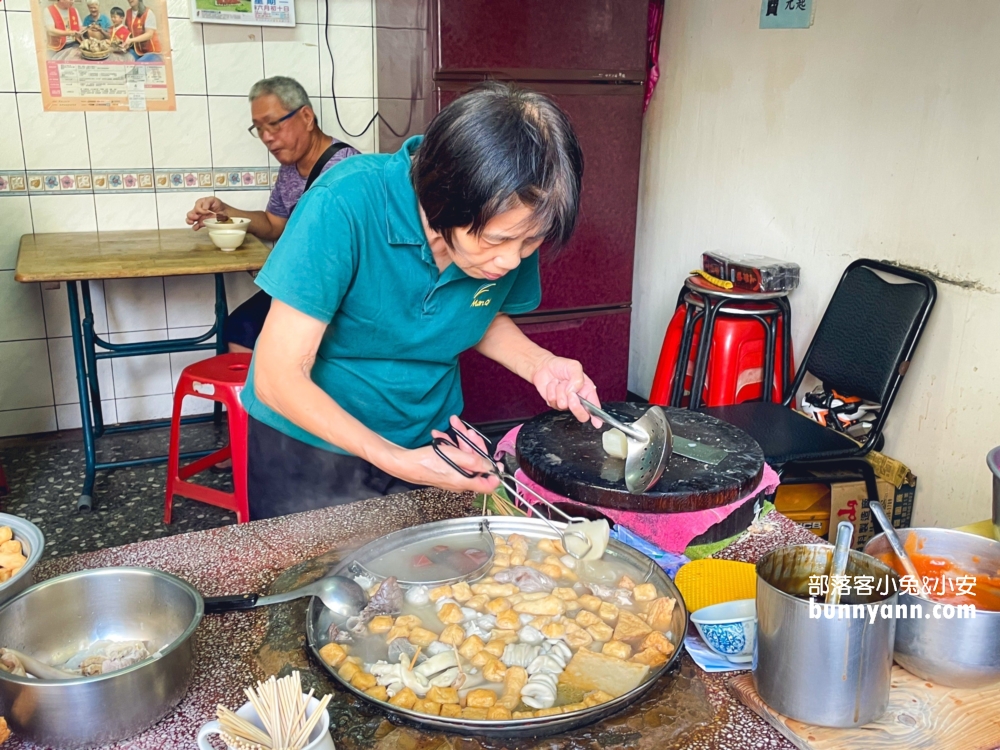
xmin=307 ymin=516 xmax=688 ymax=738
xmin=754 ymin=544 xmax=899 ymax=728
xmin=989 ymin=447 xmax=1000 ymax=542
xmin=0 ymin=514 xmax=44 ymax=607
xmin=0 ymin=567 xmax=203 ymax=748
xmin=864 ymin=527 xmax=1000 ymax=688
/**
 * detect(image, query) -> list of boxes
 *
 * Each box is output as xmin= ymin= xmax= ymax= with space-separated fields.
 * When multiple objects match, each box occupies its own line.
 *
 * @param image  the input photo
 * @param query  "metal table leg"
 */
xmin=65 ymin=273 xmax=232 ymax=512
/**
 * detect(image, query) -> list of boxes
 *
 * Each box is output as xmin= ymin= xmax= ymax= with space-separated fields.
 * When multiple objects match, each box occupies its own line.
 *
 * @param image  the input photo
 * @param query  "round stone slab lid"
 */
xmin=516 ymin=403 xmax=764 ymax=513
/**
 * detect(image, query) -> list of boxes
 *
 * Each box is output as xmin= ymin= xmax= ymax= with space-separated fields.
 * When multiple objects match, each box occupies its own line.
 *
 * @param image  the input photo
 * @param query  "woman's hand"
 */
xmin=531 ymin=354 xmax=603 ymax=427
xmin=389 ymin=434 xmax=499 ymax=495
xmin=185 ymin=196 xmax=226 ymax=230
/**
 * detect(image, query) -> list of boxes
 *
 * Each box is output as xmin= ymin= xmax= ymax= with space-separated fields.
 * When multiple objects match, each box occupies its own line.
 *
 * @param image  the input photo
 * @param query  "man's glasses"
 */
xmin=248 ymin=106 xmax=303 ymax=139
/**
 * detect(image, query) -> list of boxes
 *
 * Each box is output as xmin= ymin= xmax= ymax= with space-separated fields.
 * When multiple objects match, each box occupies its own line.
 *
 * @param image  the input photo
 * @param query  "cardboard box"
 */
xmin=829 ymin=472 xmax=916 ymax=551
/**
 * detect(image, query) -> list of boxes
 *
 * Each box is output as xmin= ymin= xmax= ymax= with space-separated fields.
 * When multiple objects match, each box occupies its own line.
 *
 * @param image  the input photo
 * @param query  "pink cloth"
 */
xmin=496 ymin=425 xmax=780 ymax=554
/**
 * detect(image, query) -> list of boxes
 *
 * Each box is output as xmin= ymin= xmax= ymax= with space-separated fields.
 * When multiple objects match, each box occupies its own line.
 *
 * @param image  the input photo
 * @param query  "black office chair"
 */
xmin=701 ymin=259 xmax=936 ymax=519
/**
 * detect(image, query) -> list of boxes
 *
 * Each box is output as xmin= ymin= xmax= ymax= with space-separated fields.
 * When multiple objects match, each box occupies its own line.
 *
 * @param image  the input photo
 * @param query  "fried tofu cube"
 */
xmin=0 ymin=540 xmax=22 ymax=555
xmin=578 ymin=594 xmax=602 ymax=613
xmin=458 ymin=635 xmax=486 ymax=659
xmin=613 ymin=611 xmax=653 ymax=643
xmin=385 ymin=624 xmax=410 ymax=643
xmin=465 ymin=594 xmax=490 ymax=612
xmin=495 ymin=609 xmax=521 ymax=630
xmin=564 ymin=621 xmax=582 ymax=634
xmin=565 ymin=628 xmax=594 ymax=650
xmin=489 ymin=629 xmax=519 ymax=644
xmin=541 ymin=622 xmax=566 ymax=639
xmin=408 ymin=627 xmax=439 ymax=648
xmin=493 ymin=553 xmax=511 ymax=568
xmin=368 ymin=616 xmax=394 ymax=635
xmin=440 ymin=703 xmax=463 ymax=718
xmin=583 ymin=690 xmax=615 ymax=707
xmin=646 ymin=597 xmax=677 ymax=632
xmin=561 ymin=702 xmax=587 ymax=713
xmin=438 ymin=603 xmax=465 ymax=625
xmin=466 ymin=688 xmax=498 ymax=708
xmin=510 ymin=553 xmax=526 ymax=567
xmin=559 ymin=649 xmax=650 ymax=698
xmin=471 ymin=582 xmax=518 ymax=598
xmin=486 ymin=597 xmax=512 ymax=615
xmin=487 ymin=706 xmax=512 ymax=720
xmin=529 ymin=616 xmax=552 ymax=630
xmin=413 ymin=699 xmax=442 ymax=716
xmin=471 ymin=650 xmax=497 ymax=669
xmin=633 ymin=583 xmax=658 ymax=602
xmin=451 ymin=581 xmax=473 ymax=603
xmin=461 ymin=707 xmax=489 ymax=720
xmin=426 ymin=686 xmax=460 ymax=704
xmin=394 ymin=615 xmax=423 ymax=629
xmin=0 ymin=527 xmax=11 ymax=544
xmin=641 ymin=630 xmax=676 ymax=657
xmin=512 ymin=711 xmax=534 ymax=719
xmin=365 ymin=685 xmax=389 ymax=702
xmin=575 ymin=610 xmax=602 ymax=628
xmin=534 ymin=707 xmax=564 ymax=718
xmin=389 ymin=687 xmax=418 ymax=709
xmin=319 ymin=642 xmax=347 ymax=668
xmin=483 ymin=658 xmax=507 ymax=682
xmin=552 ymin=587 xmax=578 ymax=601
xmin=586 ymin=621 xmax=614 ymax=643
xmin=602 ymin=640 xmax=633 ymax=660
xmin=538 ymin=538 xmax=566 ymax=556
xmin=513 ymin=595 xmax=566 ymax=617
xmin=632 ymin=648 xmax=668 ymax=668
xmin=351 ymin=671 xmax=378 ymax=691
xmin=483 ymin=639 xmax=506 ymax=658
xmin=598 ymin=602 xmax=620 ymax=623
xmin=439 ymin=624 xmax=466 ymax=646
xmin=337 ymin=661 xmax=361 ymax=683
xmin=618 ymin=575 xmax=636 ymax=591
xmin=429 ymin=585 xmax=454 ymax=602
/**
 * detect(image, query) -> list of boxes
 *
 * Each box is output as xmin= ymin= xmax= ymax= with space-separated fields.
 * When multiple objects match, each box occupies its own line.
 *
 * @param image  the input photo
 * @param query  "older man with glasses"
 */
xmin=186 ymin=76 xmax=359 ymax=353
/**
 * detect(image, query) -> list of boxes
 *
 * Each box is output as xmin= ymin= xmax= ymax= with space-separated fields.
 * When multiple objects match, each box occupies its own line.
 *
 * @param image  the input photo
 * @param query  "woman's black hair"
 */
xmin=411 ymin=81 xmax=584 ymax=251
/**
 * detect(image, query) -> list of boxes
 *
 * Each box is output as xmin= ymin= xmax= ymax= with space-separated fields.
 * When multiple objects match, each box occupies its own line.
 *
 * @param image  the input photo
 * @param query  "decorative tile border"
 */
xmin=0 ymin=168 xmax=280 ymax=196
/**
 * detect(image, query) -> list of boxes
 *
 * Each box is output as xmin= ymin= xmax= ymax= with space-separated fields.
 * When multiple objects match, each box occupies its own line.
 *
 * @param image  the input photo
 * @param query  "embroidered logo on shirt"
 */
xmin=471 ymin=283 xmax=496 ymax=308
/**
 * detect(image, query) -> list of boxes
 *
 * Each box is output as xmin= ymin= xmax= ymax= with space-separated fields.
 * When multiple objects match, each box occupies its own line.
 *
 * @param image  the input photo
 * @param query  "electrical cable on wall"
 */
xmin=323 ymin=0 xmax=413 ymax=141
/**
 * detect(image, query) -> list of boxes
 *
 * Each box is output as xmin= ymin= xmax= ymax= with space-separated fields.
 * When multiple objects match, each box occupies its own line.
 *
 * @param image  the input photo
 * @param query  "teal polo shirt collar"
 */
xmin=384 ymin=135 xmax=467 ymax=287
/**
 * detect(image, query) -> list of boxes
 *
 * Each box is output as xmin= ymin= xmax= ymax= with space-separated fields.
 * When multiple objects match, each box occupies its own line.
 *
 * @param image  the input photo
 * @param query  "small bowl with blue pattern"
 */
xmin=690 ymin=598 xmax=756 ymax=664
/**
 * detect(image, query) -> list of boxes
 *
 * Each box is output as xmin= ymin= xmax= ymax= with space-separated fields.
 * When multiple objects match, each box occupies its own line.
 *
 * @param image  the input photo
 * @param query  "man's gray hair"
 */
xmin=248 ymin=77 xmax=311 ymax=112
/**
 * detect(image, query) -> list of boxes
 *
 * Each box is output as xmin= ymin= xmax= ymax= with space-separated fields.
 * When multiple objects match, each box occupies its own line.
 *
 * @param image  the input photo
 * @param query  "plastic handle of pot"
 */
xmin=197 ymin=720 xmax=222 ymax=750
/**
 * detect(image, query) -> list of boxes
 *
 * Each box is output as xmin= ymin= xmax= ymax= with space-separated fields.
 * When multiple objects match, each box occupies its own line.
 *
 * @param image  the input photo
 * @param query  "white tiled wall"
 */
xmin=0 ymin=0 xmax=379 ymax=437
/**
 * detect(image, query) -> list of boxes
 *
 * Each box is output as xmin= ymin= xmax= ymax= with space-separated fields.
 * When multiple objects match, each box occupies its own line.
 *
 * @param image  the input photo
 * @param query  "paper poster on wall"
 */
xmin=31 ymin=0 xmax=175 ymax=111
xmin=189 ymin=0 xmax=293 ymax=28
xmin=760 ymin=0 xmax=814 ymax=29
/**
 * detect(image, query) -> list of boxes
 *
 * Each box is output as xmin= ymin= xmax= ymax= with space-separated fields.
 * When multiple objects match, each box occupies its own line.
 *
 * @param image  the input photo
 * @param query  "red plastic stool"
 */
xmin=164 ymin=353 xmax=251 ymax=524
xmin=650 ymin=277 xmax=794 ymax=409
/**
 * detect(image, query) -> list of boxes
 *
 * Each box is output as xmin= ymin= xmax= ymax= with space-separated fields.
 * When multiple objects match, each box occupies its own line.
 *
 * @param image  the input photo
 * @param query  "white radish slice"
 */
xmin=563 ymin=519 xmax=610 ymax=561
xmin=602 ymin=428 xmax=628 ymax=459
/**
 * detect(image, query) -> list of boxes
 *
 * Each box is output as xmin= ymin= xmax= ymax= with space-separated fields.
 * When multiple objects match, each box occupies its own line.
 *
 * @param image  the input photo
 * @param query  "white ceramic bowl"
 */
xmin=0 ymin=513 xmax=44 ymax=607
xmin=690 ymin=598 xmax=756 ymax=663
xmin=203 ymin=217 xmax=250 ymax=229
xmin=208 ymin=229 xmax=247 ymax=251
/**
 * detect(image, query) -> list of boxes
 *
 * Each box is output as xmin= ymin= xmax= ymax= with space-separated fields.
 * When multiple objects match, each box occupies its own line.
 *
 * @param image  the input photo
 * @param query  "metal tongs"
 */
xmin=433 ymin=421 xmax=595 ymax=560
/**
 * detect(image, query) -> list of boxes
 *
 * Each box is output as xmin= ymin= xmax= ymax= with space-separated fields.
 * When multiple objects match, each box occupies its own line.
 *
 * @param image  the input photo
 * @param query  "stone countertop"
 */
xmin=2 ymin=489 xmax=816 ymax=750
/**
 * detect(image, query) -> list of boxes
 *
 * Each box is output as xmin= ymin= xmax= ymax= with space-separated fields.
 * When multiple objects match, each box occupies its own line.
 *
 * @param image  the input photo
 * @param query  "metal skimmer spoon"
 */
xmin=578 ymin=398 xmax=672 ymax=494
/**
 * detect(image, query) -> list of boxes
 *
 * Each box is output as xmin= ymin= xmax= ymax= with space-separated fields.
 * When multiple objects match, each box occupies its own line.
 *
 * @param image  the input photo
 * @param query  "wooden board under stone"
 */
xmin=729 ymin=669 xmax=1000 ymax=750
xmin=517 ymin=404 xmax=764 ymax=513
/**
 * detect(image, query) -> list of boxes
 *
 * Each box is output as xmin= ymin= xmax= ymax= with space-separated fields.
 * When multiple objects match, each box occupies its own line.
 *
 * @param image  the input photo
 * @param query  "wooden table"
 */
xmin=15 ymin=229 xmax=270 ymax=511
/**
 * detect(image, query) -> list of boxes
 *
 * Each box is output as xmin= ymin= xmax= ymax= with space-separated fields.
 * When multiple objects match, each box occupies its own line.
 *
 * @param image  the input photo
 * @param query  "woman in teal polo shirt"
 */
xmin=242 ymin=82 xmax=601 ymax=519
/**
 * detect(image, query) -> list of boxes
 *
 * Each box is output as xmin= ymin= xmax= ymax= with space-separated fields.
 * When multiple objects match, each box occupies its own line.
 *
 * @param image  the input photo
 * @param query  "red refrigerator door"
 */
xmin=436 ymin=0 xmax=647 ymax=78
xmin=460 ymin=308 xmax=631 ymax=427
xmin=438 ymin=85 xmax=643 ymax=311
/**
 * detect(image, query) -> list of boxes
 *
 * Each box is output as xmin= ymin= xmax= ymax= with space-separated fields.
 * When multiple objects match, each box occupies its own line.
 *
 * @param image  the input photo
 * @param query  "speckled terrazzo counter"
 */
xmin=2 ymin=490 xmax=814 ymax=750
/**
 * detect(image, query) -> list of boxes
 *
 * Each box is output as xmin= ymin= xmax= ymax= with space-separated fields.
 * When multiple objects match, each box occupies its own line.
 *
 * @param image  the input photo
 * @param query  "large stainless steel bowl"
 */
xmin=0 ymin=567 xmax=203 ymax=748
xmin=0 ymin=513 xmax=45 ymax=607
xmin=864 ymin=528 xmax=1000 ymax=688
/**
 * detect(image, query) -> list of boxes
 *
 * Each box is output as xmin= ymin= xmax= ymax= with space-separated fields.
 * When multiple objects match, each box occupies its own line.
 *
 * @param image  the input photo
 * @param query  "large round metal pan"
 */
xmin=306 ymin=516 xmax=688 ymax=738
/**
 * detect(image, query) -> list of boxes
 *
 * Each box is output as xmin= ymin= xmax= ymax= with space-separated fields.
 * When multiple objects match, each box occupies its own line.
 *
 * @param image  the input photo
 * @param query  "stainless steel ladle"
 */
xmin=204 ymin=574 xmax=369 ymax=624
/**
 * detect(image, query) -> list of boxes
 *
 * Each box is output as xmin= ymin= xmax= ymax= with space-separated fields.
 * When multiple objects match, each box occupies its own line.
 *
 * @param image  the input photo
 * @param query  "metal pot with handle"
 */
xmin=990 ymin=447 xmax=1000 ymax=543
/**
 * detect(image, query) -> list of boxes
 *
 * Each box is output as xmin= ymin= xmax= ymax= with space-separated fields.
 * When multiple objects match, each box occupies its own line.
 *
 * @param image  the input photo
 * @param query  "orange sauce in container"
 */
xmin=875 ymin=534 xmax=1000 ymax=611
